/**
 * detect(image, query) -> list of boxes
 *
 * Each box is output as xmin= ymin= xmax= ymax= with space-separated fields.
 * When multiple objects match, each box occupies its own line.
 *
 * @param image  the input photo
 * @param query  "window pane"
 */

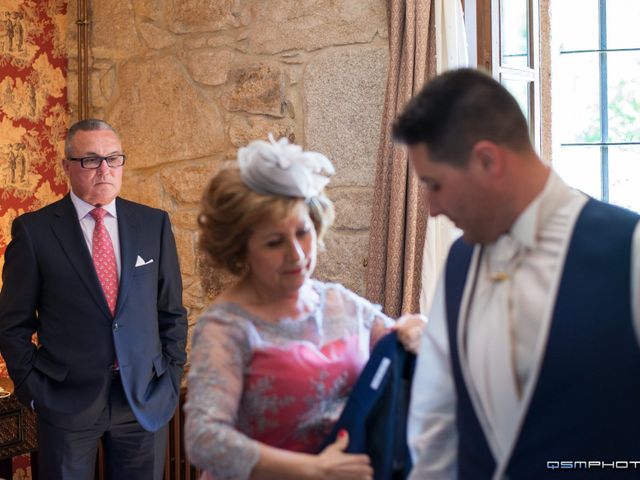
xmin=555 ymin=52 xmax=600 ymax=143
xmin=609 ymin=145 xmax=640 ymax=212
xmin=501 ymin=77 xmax=531 ymax=123
xmin=555 ymin=0 xmax=599 ymax=51
xmin=501 ymin=0 xmax=529 ymax=67
xmin=554 ymin=146 xmax=601 ymax=199
xmin=607 ymin=50 xmax=640 ymax=143
xmin=607 ymin=0 xmax=640 ymax=50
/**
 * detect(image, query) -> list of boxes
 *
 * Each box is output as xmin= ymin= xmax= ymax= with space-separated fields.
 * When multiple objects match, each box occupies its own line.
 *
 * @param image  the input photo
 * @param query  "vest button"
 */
xmin=113 ymin=322 xmax=119 ymax=331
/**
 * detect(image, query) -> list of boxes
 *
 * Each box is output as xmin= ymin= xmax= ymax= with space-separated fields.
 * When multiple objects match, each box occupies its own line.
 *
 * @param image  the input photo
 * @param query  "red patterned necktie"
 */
xmin=90 ymin=207 xmax=119 ymax=316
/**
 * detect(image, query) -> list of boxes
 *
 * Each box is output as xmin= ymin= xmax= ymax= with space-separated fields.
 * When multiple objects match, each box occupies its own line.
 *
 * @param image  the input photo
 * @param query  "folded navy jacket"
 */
xmin=321 ymin=331 xmax=416 ymax=480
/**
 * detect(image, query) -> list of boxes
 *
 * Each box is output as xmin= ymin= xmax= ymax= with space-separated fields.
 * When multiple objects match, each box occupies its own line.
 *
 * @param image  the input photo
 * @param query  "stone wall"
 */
xmin=66 ymin=0 xmax=389 ymax=328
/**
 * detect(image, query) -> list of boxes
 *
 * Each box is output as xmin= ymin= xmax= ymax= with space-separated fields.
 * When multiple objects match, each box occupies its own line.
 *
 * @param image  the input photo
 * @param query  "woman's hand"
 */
xmin=392 ymin=314 xmax=428 ymax=354
xmin=314 ymin=430 xmax=373 ymax=480
xmin=250 ymin=429 xmax=372 ymax=480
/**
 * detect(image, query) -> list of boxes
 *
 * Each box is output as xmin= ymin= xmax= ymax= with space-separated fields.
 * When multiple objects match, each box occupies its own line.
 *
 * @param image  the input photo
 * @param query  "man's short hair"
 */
xmin=64 ymin=119 xmax=118 ymax=158
xmin=392 ymin=68 xmax=532 ymax=166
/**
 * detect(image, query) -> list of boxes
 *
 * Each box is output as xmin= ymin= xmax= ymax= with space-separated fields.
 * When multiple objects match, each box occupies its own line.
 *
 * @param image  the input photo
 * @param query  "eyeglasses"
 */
xmin=66 ymin=154 xmax=126 ymax=169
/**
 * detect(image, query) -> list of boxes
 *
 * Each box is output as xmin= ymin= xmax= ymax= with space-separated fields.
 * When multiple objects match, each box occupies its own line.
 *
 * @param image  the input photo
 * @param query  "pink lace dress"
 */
xmin=184 ymin=280 xmax=392 ymax=480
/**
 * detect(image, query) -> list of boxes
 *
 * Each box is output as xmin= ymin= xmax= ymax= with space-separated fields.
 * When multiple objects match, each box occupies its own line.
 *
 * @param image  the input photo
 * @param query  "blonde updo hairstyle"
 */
xmin=198 ymin=165 xmax=334 ymax=276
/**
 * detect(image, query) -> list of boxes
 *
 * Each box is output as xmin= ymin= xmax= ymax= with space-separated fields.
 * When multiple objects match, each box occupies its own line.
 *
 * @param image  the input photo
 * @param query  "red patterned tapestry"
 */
xmin=0 ymin=1 xmax=69 ymax=477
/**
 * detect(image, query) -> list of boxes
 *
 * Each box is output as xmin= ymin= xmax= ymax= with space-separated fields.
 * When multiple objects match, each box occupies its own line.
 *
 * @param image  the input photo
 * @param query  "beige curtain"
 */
xmin=365 ymin=0 xmax=436 ymax=317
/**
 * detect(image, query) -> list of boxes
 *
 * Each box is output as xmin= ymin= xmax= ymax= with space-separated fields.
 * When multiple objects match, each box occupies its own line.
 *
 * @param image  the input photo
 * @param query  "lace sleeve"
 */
xmin=184 ymin=311 xmax=260 ymax=480
xmin=322 ymin=282 xmax=394 ymax=348
xmin=356 ymin=292 xmax=394 ymax=348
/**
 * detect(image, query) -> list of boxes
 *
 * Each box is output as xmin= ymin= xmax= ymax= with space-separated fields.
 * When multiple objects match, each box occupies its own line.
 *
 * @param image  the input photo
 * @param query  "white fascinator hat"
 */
xmin=238 ymin=134 xmax=335 ymax=199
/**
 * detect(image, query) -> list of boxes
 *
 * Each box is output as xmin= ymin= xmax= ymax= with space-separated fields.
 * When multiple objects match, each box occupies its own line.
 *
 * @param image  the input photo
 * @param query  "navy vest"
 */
xmin=445 ymin=199 xmax=640 ymax=479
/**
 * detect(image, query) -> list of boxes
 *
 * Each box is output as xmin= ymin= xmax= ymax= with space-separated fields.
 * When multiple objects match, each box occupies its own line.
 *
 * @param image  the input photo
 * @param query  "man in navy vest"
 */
xmin=393 ymin=68 xmax=640 ymax=479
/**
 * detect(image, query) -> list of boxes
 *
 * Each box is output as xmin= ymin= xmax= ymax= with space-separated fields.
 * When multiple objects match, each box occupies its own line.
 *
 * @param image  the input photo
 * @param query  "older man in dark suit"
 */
xmin=0 ymin=119 xmax=188 ymax=479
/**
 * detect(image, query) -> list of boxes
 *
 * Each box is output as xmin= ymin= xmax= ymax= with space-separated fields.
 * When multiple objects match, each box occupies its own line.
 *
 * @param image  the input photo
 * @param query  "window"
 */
xmin=552 ymin=0 xmax=640 ymax=212
xmin=495 ymin=0 xmax=541 ymax=149
xmin=469 ymin=0 xmax=541 ymax=151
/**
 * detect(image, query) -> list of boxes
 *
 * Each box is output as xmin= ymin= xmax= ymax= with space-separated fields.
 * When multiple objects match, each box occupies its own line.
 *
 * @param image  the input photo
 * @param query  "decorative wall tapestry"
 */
xmin=0 ymin=2 xmax=69 ymax=476
xmin=0 ymin=0 xmax=69 ymax=280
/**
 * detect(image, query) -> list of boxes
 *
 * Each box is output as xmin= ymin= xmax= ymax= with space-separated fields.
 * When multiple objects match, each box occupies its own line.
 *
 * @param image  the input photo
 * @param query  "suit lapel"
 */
xmin=50 ymin=195 xmax=112 ymax=319
xmin=114 ymin=198 xmax=138 ymax=314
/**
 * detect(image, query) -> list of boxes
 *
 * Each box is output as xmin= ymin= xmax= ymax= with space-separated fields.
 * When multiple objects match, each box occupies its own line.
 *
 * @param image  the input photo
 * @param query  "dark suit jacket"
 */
xmin=0 ymin=194 xmax=187 ymax=432
xmin=322 ymin=332 xmax=415 ymax=480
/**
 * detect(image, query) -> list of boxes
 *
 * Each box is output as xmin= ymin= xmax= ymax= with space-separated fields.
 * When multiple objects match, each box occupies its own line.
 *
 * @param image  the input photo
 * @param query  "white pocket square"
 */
xmin=135 ymin=255 xmax=154 ymax=267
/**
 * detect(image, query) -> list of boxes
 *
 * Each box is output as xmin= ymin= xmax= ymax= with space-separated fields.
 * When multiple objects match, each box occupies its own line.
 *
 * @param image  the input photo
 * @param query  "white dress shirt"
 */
xmin=408 ymin=172 xmax=640 ymax=479
xmin=69 ymin=191 xmax=121 ymax=277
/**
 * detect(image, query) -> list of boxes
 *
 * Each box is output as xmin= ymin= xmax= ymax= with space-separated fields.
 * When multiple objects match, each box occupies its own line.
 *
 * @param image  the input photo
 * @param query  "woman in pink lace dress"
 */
xmin=185 ymin=137 xmax=426 ymax=480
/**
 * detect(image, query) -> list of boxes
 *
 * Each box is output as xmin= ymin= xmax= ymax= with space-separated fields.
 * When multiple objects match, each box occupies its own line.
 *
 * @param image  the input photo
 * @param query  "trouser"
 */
xmin=36 ymin=373 xmax=167 ymax=480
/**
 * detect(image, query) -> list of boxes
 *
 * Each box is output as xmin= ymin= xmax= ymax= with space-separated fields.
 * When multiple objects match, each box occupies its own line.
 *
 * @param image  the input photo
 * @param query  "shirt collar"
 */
xmin=69 ymin=190 xmax=117 ymax=220
xmin=509 ymin=170 xmax=572 ymax=250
